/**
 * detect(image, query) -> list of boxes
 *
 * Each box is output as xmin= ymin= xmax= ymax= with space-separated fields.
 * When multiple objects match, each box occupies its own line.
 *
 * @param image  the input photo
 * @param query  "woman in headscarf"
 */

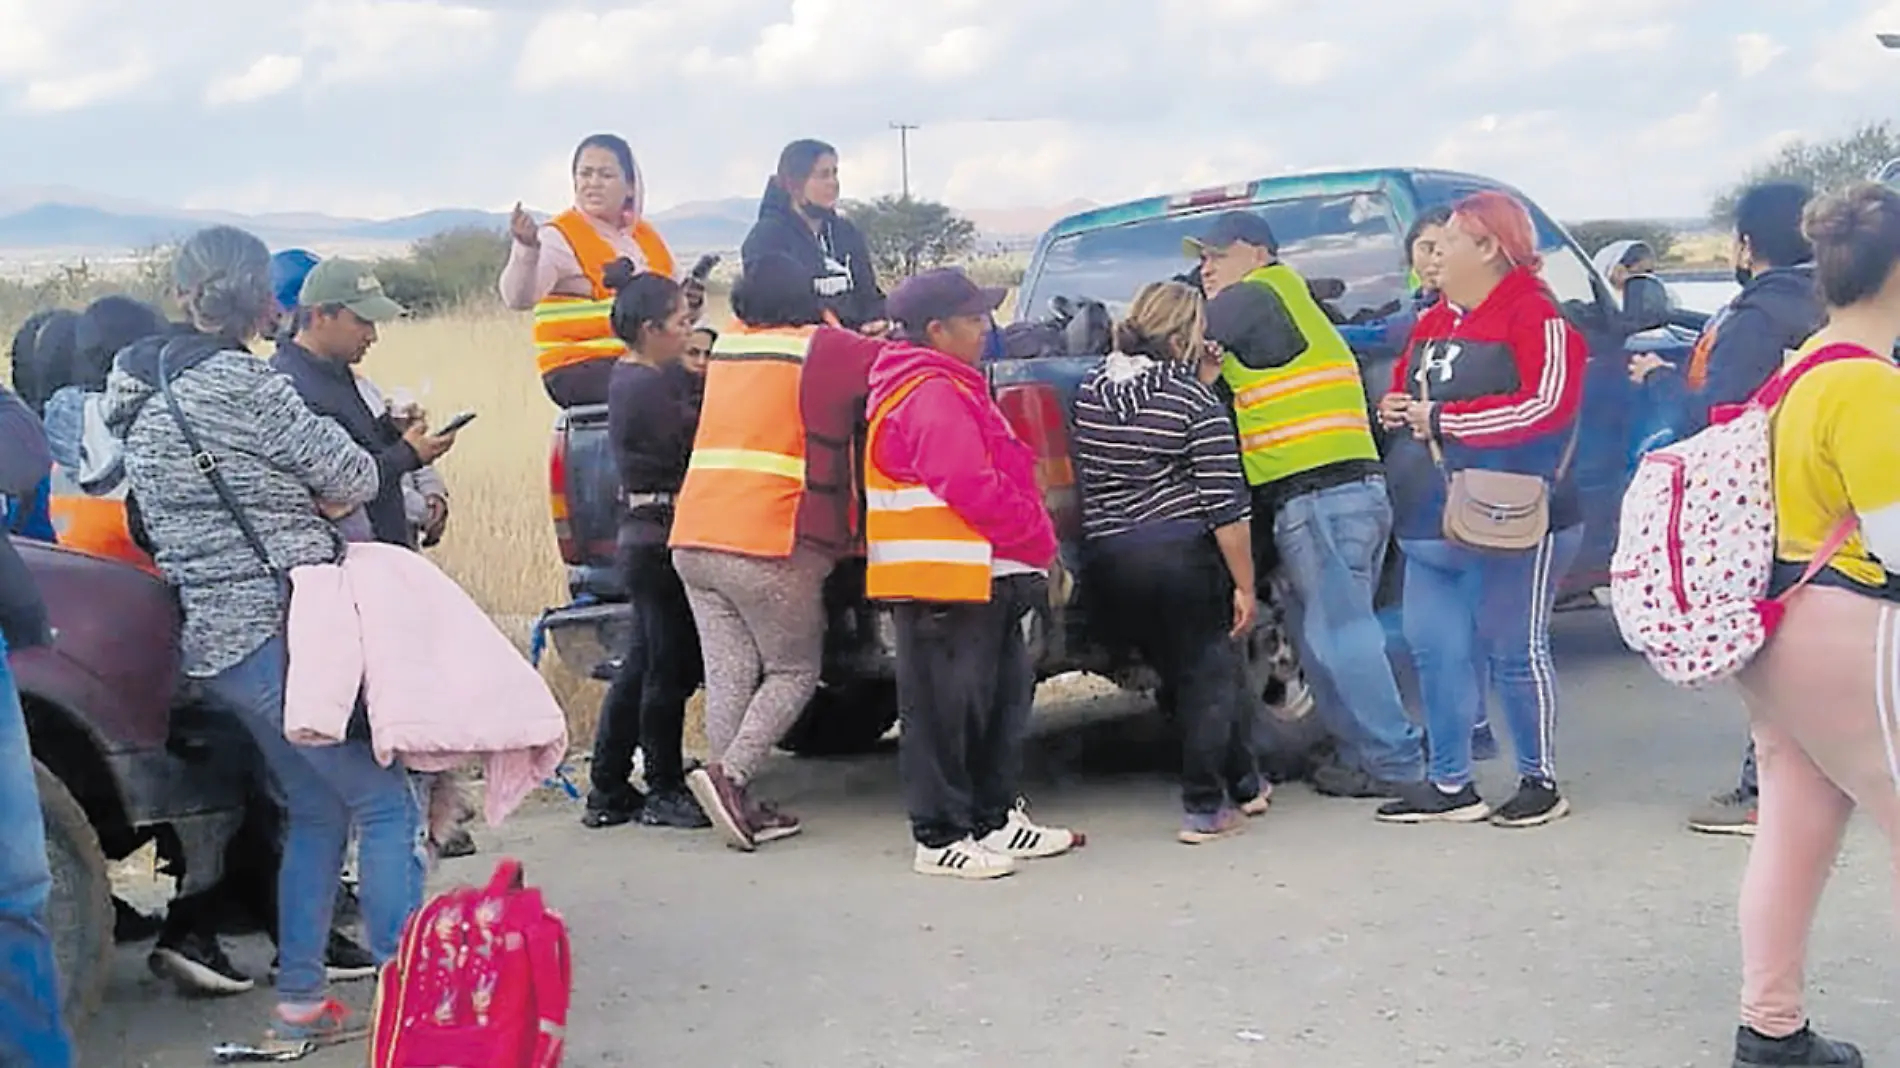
xmin=500 ymin=134 xmax=685 ymax=407
xmin=741 ymin=139 xmax=885 ymax=332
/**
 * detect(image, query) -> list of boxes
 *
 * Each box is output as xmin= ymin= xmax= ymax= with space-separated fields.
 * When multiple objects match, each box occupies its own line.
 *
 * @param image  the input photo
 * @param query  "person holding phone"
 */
xmin=271 ymin=259 xmax=459 ymax=549
xmin=501 ymin=133 xmax=686 ymax=407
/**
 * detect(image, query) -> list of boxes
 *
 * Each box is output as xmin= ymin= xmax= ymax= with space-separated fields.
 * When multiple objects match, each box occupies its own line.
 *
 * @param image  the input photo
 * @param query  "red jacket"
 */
xmin=1386 ymin=267 xmax=1585 ymax=539
xmin=866 ymin=342 xmax=1057 ymax=570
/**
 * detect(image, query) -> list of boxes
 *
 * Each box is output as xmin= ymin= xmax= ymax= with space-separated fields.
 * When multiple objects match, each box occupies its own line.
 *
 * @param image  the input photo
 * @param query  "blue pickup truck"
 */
xmin=539 ymin=166 xmax=1695 ymax=758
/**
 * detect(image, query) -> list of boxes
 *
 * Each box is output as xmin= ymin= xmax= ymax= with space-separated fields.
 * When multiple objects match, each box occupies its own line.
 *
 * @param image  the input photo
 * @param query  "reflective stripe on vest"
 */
xmin=863 ymin=375 xmax=993 ymax=603
xmin=667 ymin=327 xmax=814 ymax=558
xmin=1220 ymin=264 xmax=1378 ymax=486
xmin=532 ymin=210 xmax=677 ymax=379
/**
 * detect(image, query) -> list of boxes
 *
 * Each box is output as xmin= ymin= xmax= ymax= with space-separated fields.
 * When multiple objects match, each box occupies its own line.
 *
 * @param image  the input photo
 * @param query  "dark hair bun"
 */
xmin=602 ymin=257 xmax=638 ymax=292
xmin=1804 ymin=185 xmax=1889 ymax=246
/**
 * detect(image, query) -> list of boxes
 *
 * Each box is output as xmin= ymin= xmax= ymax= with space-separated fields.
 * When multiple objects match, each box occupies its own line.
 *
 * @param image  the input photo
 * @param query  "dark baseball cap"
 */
xmin=886 ymin=268 xmax=1007 ymax=331
xmin=1182 ymin=211 xmax=1279 ymax=257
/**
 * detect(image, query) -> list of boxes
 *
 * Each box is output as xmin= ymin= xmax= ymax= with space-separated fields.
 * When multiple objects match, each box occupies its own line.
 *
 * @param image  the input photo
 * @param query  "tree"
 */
xmin=374 ymin=226 xmax=509 ymax=313
xmin=1564 ymin=220 xmax=1679 ymax=263
xmin=1712 ymin=121 xmax=1900 ymax=222
xmin=842 ymin=196 xmax=977 ymax=280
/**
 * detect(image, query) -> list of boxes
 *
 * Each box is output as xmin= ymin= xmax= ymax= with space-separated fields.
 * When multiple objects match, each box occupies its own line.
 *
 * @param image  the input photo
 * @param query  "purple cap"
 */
xmin=886 ymin=268 xmax=1007 ymax=331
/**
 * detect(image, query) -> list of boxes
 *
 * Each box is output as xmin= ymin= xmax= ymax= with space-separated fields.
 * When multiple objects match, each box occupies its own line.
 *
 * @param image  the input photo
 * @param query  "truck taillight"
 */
xmin=995 ymin=382 xmax=1080 ymax=541
xmin=549 ymin=421 xmax=578 ymax=565
xmin=1166 ymin=182 xmax=1253 ymax=210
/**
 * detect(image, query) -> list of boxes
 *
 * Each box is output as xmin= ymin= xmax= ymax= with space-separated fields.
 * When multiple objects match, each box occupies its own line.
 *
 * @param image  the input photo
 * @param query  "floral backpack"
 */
xmin=1609 ymin=343 xmax=1869 ymax=687
xmin=370 ymin=858 xmax=572 ymax=1068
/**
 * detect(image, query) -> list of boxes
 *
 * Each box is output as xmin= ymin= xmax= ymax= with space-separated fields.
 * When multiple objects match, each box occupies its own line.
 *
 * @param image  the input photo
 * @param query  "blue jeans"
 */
xmin=1739 ymin=739 xmax=1759 ymax=797
xmin=0 ymin=637 xmax=74 ymax=1068
xmin=204 ymin=636 xmax=425 ymax=1002
xmin=1400 ymin=527 xmax=1584 ymax=788
xmin=1272 ymin=476 xmax=1424 ymax=783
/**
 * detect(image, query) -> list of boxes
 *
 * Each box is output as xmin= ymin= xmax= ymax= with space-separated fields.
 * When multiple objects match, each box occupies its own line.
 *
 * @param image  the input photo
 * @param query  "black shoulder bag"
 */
xmin=156 ymin=340 xmax=279 ymax=575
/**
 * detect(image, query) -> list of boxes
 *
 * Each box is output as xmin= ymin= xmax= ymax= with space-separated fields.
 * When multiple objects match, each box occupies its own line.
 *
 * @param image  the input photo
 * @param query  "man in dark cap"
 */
xmin=1192 ymin=212 xmax=1426 ymax=803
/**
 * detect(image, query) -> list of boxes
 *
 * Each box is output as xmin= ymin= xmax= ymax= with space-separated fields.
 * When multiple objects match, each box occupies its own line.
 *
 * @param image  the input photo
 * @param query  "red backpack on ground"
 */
xmin=370 ymin=858 xmax=572 ymax=1068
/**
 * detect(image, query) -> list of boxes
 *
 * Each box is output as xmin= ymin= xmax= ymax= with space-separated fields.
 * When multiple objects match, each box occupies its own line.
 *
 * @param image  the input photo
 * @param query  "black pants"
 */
xmin=542 ymin=359 xmax=614 ymax=408
xmin=592 ymin=542 xmax=703 ymax=798
xmin=1086 ymin=533 xmax=1261 ymax=814
xmin=894 ymin=574 xmax=1042 ymax=848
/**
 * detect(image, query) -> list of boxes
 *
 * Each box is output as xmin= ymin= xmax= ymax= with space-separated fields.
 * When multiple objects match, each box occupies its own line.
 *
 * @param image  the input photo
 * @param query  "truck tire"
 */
xmin=777 ymin=680 xmax=900 ymax=757
xmin=36 ymin=759 xmax=112 ymax=1024
xmin=1241 ymin=624 xmax=1331 ymax=782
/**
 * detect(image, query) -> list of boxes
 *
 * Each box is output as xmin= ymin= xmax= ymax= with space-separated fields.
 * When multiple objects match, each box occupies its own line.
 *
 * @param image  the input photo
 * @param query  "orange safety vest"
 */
xmin=532 ymin=210 xmax=677 ymax=380
xmin=862 ymin=375 xmax=994 ymax=604
xmin=668 ymin=326 xmax=815 ymax=558
xmin=47 ymin=493 xmax=158 ymax=576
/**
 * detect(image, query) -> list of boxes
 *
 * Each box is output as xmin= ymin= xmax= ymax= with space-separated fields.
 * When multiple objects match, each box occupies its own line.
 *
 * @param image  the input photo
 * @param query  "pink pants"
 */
xmin=1735 ymin=585 xmax=1900 ymax=1037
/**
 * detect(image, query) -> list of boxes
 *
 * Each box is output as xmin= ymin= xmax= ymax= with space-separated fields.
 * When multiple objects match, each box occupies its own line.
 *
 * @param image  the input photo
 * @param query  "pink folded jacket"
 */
xmin=283 ymin=542 xmax=568 ymax=826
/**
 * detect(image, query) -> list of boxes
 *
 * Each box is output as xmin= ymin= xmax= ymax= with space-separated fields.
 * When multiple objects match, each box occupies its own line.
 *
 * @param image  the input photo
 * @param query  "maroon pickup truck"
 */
xmin=12 ymin=538 xmax=248 ymax=1022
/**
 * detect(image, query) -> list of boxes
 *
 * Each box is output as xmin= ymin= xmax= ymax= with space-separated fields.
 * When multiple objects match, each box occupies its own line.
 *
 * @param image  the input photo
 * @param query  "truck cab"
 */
xmin=1010 ymin=167 xmax=1695 ymax=598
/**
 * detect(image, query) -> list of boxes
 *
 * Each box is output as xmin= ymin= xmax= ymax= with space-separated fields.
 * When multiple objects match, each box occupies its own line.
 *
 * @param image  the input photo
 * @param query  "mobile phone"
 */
xmin=437 ymin=411 xmax=477 ymax=435
xmin=690 ymin=253 xmax=720 ymax=282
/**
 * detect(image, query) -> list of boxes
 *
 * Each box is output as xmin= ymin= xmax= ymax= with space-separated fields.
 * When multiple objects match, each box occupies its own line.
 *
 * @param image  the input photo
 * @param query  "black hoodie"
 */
xmin=1649 ymin=264 xmax=1823 ymax=435
xmin=740 ymin=179 xmax=884 ymax=328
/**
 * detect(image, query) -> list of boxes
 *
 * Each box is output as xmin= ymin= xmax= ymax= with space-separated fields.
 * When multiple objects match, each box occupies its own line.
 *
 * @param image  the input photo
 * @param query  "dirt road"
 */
xmin=75 ymin=612 xmax=1900 ymax=1066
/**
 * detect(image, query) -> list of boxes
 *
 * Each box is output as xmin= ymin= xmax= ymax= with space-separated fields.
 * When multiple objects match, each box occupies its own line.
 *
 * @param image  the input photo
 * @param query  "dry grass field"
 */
xmin=367 ymin=295 xmax=738 ymax=746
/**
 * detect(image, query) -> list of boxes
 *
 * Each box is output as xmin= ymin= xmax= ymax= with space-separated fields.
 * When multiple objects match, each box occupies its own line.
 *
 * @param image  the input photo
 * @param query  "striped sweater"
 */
xmin=1073 ymin=353 xmax=1251 ymax=543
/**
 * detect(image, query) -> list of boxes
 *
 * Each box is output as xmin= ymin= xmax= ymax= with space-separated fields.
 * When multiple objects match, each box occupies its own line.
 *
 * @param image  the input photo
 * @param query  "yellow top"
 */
xmin=1772 ymin=337 xmax=1900 ymax=589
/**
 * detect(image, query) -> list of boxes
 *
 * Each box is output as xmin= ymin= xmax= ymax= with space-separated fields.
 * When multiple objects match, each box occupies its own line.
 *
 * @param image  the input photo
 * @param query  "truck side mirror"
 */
xmin=1620 ymin=275 xmax=1671 ymax=334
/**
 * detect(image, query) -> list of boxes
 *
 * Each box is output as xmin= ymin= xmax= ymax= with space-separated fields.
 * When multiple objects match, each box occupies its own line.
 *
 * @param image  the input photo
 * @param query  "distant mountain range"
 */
xmin=0 ymin=187 xmax=1094 ymax=259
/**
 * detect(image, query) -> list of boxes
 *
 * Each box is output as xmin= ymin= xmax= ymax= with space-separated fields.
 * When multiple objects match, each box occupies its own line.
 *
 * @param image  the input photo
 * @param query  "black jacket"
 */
xmin=0 ymin=382 xmax=51 ymax=650
xmin=1651 ymin=264 xmax=1823 ymax=435
xmin=740 ymin=180 xmax=884 ymax=328
xmin=268 ymin=339 xmax=420 ymax=548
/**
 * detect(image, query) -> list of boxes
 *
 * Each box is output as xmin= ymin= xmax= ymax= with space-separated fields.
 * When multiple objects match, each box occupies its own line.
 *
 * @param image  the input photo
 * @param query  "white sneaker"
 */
xmin=978 ymin=800 xmax=1081 ymax=859
xmin=914 ymin=838 xmax=1016 ymax=880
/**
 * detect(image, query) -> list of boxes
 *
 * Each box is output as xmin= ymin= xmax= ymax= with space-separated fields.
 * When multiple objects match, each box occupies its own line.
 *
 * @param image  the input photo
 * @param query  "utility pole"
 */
xmin=890 ymin=122 xmax=920 ymax=200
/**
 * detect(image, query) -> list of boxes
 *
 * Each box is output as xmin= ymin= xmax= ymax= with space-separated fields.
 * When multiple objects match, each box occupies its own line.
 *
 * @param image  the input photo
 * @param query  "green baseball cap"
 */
xmin=297 ymin=258 xmax=405 ymax=323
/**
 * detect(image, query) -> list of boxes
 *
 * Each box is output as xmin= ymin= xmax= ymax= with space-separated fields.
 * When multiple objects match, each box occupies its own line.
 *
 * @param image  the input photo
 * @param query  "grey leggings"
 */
xmin=672 ymin=547 xmax=831 ymax=783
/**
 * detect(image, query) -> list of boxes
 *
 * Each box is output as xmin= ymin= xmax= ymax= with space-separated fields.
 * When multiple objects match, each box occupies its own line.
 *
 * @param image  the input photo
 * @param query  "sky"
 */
xmin=3 ymin=0 xmax=1900 ymax=222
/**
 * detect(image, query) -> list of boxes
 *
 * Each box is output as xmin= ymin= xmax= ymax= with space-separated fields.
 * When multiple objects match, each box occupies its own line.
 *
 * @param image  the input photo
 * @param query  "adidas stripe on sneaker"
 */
xmin=914 ymin=838 xmax=1015 ymax=880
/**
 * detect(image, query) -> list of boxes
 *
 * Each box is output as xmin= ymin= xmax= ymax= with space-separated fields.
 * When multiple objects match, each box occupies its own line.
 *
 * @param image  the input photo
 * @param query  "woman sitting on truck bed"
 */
xmin=500 ymin=133 xmax=690 ymax=408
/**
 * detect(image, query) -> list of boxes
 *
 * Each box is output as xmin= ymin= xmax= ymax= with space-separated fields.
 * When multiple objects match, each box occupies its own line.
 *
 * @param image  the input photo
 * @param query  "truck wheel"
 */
xmin=1241 ymin=623 xmax=1331 ymax=782
xmin=36 ymin=759 xmax=112 ymax=1024
xmin=778 ymin=680 xmax=900 ymax=757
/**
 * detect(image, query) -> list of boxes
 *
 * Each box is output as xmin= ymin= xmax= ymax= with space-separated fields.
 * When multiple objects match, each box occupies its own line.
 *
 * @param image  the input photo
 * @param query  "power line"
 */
xmin=890 ymin=122 xmax=920 ymax=200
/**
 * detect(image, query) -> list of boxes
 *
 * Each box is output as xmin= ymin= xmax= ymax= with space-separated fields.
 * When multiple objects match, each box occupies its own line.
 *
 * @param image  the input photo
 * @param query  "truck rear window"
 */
xmin=1021 ymin=192 xmax=1407 ymax=327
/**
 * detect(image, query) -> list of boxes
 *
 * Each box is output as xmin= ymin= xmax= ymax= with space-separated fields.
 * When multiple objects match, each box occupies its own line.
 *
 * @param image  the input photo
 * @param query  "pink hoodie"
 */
xmin=867 ymin=342 xmax=1057 ymax=570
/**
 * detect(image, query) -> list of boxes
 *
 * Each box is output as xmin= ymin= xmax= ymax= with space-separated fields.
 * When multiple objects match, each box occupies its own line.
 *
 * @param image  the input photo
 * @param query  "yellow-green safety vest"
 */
xmin=1220 ymin=263 xmax=1379 ymax=487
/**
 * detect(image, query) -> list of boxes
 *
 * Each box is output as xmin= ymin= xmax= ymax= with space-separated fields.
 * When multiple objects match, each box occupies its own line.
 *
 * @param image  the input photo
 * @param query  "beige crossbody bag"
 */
xmin=1417 ymin=373 xmax=1580 ymax=552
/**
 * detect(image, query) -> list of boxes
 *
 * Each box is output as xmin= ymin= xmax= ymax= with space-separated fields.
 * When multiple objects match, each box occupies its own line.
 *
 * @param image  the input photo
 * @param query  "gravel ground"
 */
xmin=76 ymin=610 xmax=1900 ymax=1067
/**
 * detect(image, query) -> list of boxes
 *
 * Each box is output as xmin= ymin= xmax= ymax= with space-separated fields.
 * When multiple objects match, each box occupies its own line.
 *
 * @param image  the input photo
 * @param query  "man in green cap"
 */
xmin=272 ymin=258 xmax=458 ymax=547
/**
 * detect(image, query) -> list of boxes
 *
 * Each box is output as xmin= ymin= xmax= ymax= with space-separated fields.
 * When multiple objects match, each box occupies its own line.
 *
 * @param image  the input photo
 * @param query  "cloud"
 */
xmin=205 ymin=55 xmax=305 ymax=107
xmin=1735 ymin=32 xmax=1786 ymax=76
xmin=300 ymin=0 xmax=498 ymax=84
xmin=0 ymin=1 xmax=1889 ymax=227
xmin=19 ymin=61 xmax=153 ymax=113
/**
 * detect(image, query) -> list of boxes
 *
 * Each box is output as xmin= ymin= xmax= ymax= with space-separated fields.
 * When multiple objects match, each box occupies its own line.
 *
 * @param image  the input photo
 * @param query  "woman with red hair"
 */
xmin=1373 ymin=191 xmax=1586 ymax=828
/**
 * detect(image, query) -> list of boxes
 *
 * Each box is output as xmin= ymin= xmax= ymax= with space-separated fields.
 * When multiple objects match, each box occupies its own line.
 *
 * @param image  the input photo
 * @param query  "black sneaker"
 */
xmin=113 ymin=896 xmax=164 ymax=944
xmin=1310 ymin=761 xmax=1405 ymax=799
xmin=270 ymin=930 xmax=379 ymax=983
xmin=149 ymin=930 xmax=254 ymax=996
xmin=1490 ymin=777 xmax=1571 ymax=829
xmin=640 ymin=787 xmax=712 ymax=829
xmin=581 ymin=788 xmax=645 ymax=829
xmin=1734 ymin=1024 xmax=1863 ymax=1067
xmin=1376 ymin=782 xmax=1491 ymax=824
